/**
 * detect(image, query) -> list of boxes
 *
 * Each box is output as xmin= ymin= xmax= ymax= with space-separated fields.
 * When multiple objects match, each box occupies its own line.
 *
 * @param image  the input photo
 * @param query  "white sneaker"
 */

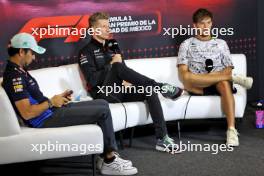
xmin=232 ymin=74 xmax=253 ymax=89
xmin=100 ymin=157 xmax=138 ymax=175
xmin=96 ymin=152 xmax=133 ymax=170
xmin=226 ymin=128 xmax=239 ymax=146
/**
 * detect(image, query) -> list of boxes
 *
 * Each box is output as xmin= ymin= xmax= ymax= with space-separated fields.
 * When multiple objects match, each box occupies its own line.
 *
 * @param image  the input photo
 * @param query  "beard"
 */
xmin=22 ymin=60 xmax=32 ymax=70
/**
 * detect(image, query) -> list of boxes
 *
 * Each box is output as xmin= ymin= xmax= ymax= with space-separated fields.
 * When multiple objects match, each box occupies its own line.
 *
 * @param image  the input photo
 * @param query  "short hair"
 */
xmin=89 ymin=12 xmax=109 ymax=27
xmin=192 ymin=8 xmax=213 ymax=23
xmin=7 ymin=47 xmax=30 ymax=57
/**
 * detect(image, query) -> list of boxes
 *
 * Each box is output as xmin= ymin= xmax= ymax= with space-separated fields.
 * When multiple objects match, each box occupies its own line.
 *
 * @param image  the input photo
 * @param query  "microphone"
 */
xmin=205 ymin=59 xmax=214 ymax=73
xmin=107 ymin=39 xmax=121 ymax=54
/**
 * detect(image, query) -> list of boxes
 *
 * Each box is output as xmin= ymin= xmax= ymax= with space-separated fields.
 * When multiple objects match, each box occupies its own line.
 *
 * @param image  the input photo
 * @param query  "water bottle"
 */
xmin=256 ymin=100 xmax=264 ymax=128
xmin=74 ymin=90 xmax=86 ymax=102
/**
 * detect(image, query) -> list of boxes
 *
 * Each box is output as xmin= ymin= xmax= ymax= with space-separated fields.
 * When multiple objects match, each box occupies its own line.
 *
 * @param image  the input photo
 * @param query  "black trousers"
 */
xmin=95 ymin=62 xmax=168 ymax=139
xmin=41 ymin=99 xmax=118 ymax=154
xmin=189 ymin=82 xmax=237 ymax=96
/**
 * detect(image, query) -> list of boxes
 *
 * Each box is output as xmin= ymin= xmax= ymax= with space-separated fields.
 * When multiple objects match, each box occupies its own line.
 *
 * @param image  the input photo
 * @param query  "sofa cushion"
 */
xmin=0 ymin=86 xmax=21 ymax=137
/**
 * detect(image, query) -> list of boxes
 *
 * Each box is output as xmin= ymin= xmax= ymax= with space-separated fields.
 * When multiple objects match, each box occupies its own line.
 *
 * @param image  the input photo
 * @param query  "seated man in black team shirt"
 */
xmin=78 ymin=12 xmax=184 ymax=155
xmin=2 ymin=33 xmax=138 ymax=176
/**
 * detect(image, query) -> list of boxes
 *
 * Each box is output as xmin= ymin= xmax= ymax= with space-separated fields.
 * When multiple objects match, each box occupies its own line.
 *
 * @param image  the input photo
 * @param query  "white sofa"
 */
xmin=0 ymin=54 xmax=247 ymax=165
xmin=0 ymin=87 xmax=104 ymax=166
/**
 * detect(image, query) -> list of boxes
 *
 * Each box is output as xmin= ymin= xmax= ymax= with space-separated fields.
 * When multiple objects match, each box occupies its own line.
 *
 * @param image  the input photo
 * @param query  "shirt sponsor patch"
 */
xmin=12 ymin=77 xmax=24 ymax=92
xmin=80 ymin=54 xmax=88 ymax=65
xmin=13 ymin=84 xmax=23 ymax=92
xmin=94 ymin=49 xmax=100 ymax=53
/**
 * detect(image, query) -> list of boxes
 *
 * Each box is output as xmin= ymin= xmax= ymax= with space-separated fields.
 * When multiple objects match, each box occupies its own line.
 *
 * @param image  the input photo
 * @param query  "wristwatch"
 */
xmin=47 ymin=99 xmax=53 ymax=109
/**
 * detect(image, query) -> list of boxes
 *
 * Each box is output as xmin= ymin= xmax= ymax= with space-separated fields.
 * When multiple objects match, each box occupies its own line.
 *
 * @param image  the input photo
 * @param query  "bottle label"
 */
xmin=256 ymin=110 xmax=264 ymax=128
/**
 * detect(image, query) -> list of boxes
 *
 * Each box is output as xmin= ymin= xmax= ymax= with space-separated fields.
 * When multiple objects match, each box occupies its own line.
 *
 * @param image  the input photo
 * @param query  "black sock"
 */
xmin=104 ymin=155 xmax=116 ymax=164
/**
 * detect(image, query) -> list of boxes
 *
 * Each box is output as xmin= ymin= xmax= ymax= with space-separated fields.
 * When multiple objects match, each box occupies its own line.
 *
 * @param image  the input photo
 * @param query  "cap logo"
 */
xmin=23 ymin=42 xmax=28 ymax=47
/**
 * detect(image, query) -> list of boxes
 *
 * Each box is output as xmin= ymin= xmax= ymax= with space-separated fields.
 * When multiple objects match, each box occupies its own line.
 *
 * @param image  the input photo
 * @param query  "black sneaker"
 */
xmin=161 ymin=83 xmax=184 ymax=99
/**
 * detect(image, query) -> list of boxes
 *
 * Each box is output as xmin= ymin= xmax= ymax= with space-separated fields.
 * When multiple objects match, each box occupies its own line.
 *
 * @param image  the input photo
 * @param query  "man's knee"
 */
xmin=112 ymin=62 xmax=125 ymax=73
xmin=180 ymin=72 xmax=192 ymax=84
xmin=183 ymin=83 xmax=192 ymax=92
xmin=95 ymin=99 xmax=109 ymax=107
xmin=98 ymin=105 xmax=112 ymax=121
xmin=183 ymin=82 xmax=198 ymax=94
xmin=92 ymin=99 xmax=111 ymax=118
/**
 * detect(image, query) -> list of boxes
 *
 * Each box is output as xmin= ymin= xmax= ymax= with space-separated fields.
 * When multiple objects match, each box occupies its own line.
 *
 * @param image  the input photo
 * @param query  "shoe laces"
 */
xmin=113 ymin=151 xmax=120 ymax=157
xmin=115 ymin=156 xmax=127 ymax=163
xmin=110 ymin=159 xmax=126 ymax=172
xmin=237 ymin=78 xmax=246 ymax=85
xmin=164 ymin=135 xmax=175 ymax=145
xmin=228 ymin=128 xmax=239 ymax=136
xmin=234 ymin=74 xmax=247 ymax=85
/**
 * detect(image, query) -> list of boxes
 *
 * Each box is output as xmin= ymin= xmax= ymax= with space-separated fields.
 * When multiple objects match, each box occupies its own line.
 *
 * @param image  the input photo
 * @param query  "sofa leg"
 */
xmin=129 ymin=127 xmax=135 ymax=147
xmin=92 ymin=154 xmax=96 ymax=176
xmin=177 ymin=121 xmax=181 ymax=140
xmin=119 ymin=131 xmax=124 ymax=150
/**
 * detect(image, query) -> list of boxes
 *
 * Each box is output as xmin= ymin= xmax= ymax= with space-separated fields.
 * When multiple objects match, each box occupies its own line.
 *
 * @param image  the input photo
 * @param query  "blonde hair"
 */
xmin=89 ymin=12 xmax=109 ymax=27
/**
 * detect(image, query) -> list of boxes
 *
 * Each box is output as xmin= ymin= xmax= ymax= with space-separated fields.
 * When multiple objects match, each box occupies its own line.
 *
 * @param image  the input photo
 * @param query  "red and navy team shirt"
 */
xmin=2 ymin=60 xmax=53 ymax=127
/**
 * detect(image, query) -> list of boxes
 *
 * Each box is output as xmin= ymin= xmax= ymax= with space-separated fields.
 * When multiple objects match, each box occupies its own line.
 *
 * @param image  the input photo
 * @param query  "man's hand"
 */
xmin=59 ymin=90 xmax=73 ymax=101
xmin=110 ymin=54 xmax=122 ymax=64
xmin=122 ymin=80 xmax=132 ymax=87
xmin=50 ymin=94 xmax=70 ymax=108
xmin=15 ymin=93 xmax=70 ymax=120
xmin=220 ymin=67 xmax=232 ymax=75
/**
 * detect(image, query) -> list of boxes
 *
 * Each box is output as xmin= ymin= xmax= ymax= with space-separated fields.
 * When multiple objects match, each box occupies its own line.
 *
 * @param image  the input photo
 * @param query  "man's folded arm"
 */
xmin=15 ymin=98 xmax=49 ymax=120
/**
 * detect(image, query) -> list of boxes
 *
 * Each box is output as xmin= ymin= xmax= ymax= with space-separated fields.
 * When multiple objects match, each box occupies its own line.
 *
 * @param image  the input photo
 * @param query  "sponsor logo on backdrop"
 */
xmin=19 ymin=12 xmax=162 ymax=43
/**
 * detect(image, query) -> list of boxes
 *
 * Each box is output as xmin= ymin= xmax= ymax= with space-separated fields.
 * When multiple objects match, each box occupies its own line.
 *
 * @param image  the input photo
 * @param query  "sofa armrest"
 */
xmin=0 ymin=125 xmax=103 ymax=164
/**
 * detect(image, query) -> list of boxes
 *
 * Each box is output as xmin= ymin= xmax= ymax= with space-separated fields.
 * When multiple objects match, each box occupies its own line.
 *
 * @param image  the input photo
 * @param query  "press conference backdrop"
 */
xmin=0 ymin=0 xmax=258 ymax=100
